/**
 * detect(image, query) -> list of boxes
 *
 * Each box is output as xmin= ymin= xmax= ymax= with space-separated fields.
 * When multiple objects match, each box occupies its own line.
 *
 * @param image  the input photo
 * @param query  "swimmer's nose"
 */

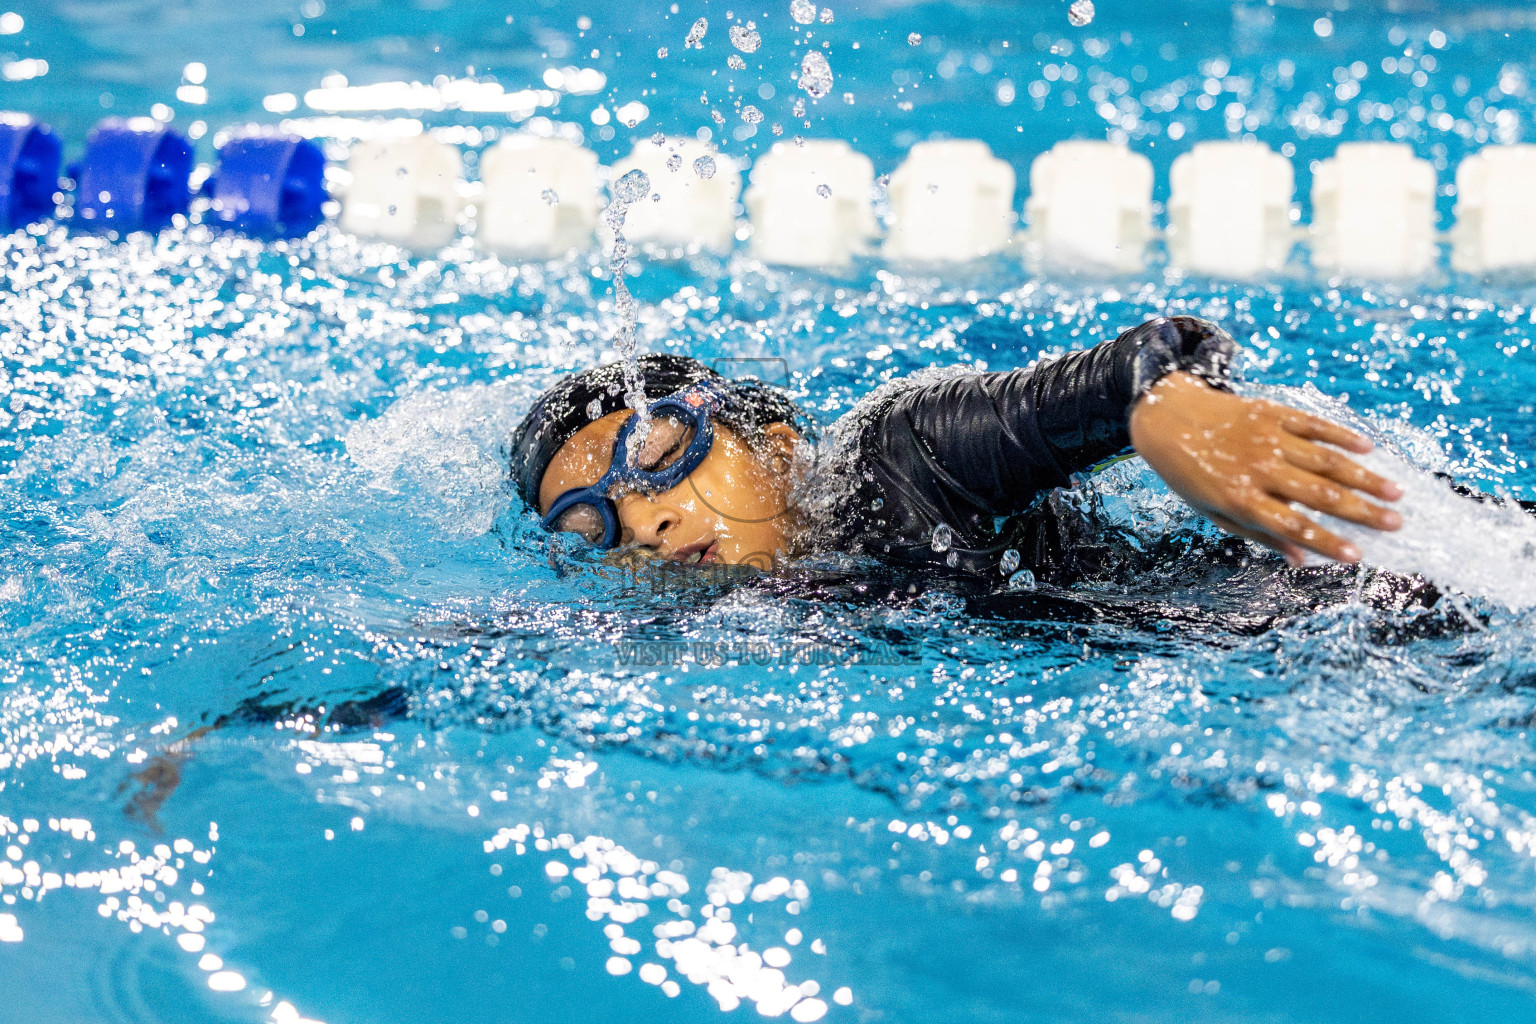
xmin=617 ymin=493 xmax=680 ymax=551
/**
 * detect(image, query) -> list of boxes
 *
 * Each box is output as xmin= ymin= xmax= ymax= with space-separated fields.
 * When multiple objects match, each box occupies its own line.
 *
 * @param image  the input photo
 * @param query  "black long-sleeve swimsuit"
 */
xmin=804 ymin=315 xmax=1237 ymax=581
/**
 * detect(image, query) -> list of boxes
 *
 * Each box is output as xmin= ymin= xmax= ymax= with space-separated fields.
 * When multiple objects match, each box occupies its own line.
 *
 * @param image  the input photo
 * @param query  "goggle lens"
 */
xmin=551 ymin=501 xmax=609 ymax=544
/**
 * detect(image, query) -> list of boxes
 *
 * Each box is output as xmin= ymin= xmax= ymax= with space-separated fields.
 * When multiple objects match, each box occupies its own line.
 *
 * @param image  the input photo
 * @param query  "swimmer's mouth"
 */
xmin=672 ymin=540 xmax=718 ymax=565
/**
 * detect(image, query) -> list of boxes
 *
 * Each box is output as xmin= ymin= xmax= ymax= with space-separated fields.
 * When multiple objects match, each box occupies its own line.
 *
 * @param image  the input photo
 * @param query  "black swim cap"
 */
xmin=508 ymin=354 xmax=808 ymax=511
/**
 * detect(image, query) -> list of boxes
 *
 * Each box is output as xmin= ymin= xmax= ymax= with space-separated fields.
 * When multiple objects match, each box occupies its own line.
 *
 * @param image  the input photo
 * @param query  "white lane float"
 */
xmin=884 ymin=140 xmax=1016 ymax=262
xmin=1024 ymin=140 xmax=1152 ymax=272
xmin=608 ymin=136 xmax=740 ymax=252
xmin=339 ymin=135 xmax=463 ymax=250
xmin=1167 ymin=141 xmax=1295 ymax=277
xmin=1310 ymin=142 xmax=1436 ymax=277
xmin=1450 ymin=144 xmax=1536 ymax=274
xmin=743 ymin=139 xmax=877 ymax=267
xmin=475 ymin=134 xmax=600 ymax=259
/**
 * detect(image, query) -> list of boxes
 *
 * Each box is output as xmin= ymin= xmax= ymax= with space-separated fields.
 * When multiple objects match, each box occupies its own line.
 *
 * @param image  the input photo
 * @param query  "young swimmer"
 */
xmin=509 ymin=316 xmax=1407 ymax=576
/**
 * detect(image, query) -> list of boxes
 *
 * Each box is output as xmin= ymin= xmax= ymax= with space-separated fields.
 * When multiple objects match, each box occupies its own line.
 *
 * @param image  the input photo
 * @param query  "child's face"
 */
xmin=538 ymin=410 xmax=799 ymax=568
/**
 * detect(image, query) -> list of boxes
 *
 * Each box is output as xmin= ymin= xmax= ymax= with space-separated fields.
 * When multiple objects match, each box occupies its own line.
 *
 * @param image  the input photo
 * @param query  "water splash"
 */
xmin=798 ymin=52 xmax=833 ymax=99
xmin=730 ymin=23 xmax=761 ymax=53
xmin=603 ymin=168 xmax=654 ymax=461
xmin=1315 ymin=448 xmax=1536 ymax=610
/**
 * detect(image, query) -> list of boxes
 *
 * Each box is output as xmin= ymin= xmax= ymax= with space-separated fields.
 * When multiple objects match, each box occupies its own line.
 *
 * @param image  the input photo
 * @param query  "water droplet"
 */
xmin=907 ymin=32 xmax=922 ymax=46
xmin=875 ymin=173 xmax=890 ymax=188
xmin=657 ymin=46 xmax=669 ymax=59
xmin=613 ymin=168 xmax=651 ymax=205
xmin=728 ymin=54 xmax=746 ymax=70
xmin=819 ymin=7 xmax=834 ymax=23
xmin=1068 ymin=0 xmax=1095 ymax=27
xmin=741 ymin=105 xmax=763 ymax=124
xmin=791 ymin=97 xmax=806 ymax=118
xmin=729 ymin=23 xmax=761 ymax=53
xmin=870 ymin=497 xmax=884 ymax=511
xmin=790 ymin=0 xmax=816 ymax=25
xmin=396 ymin=165 xmax=409 ymax=177
xmin=1007 ymin=569 xmax=1037 ymax=590
xmin=387 ymin=204 xmax=397 ymax=215
xmin=945 ymin=550 xmax=960 ymax=568
xmin=1000 ymin=549 xmax=1020 ymax=574
xmin=930 ymin=523 xmax=952 ymax=553
xmin=693 ymin=155 xmax=717 ymax=179
xmin=541 ymin=189 xmax=559 ymax=206
xmin=816 ymin=183 xmax=831 ymax=198
xmin=587 ymin=398 xmax=604 ymax=420
xmin=771 ymin=123 xmax=784 ymax=135
xmin=799 ymin=51 xmax=834 ymax=99
xmin=684 ymin=17 xmax=708 ymax=49
xmin=711 ymin=109 xmax=726 ymax=125
xmin=666 ymin=153 xmax=682 ymax=172
xmin=650 ymin=131 xmax=666 ymax=146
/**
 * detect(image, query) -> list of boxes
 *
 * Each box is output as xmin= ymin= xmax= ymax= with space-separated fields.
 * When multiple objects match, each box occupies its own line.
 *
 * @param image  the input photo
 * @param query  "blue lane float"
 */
xmin=71 ymin=118 xmax=192 ymax=233
xmin=205 ymin=133 xmax=327 ymax=237
xmin=0 ymin=114 xmax=60 ymax=230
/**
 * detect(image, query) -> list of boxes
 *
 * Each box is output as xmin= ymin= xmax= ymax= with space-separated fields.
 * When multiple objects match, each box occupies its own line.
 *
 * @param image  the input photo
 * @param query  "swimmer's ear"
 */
xmin=758 ymin=422 xmax=800 ymax=474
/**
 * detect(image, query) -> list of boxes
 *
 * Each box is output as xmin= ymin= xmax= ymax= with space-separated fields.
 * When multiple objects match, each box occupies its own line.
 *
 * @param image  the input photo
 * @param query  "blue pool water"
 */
xmin=6 ymin=2 xmax=1536 ymax=1022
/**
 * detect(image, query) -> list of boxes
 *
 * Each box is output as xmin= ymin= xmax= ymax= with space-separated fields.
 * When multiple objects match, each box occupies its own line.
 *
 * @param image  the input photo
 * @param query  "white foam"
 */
xmin=1312 ymin=447 xmax=1536 ymax=610
xmin=345 ymin=382 xmax=522 ymax=538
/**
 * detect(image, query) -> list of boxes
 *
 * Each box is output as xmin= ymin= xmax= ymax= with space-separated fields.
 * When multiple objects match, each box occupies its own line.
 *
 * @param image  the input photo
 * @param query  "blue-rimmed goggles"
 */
xmin=540 ymin=386 xmax=720 ymax=550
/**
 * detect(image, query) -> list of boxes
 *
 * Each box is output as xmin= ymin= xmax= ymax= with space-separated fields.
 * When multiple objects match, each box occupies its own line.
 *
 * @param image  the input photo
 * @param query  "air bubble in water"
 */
xmin=931 ymin=523 xmax=952 ymax=553
xmin=1007 ymin=569 xmax=1036 ymax=590
xmin=1068 ymin=0 xmax=1094 ymax=27
xmin=730 ymin=23 xmax=761 ymax=53
xmin=666 ymin=153 xmax=682 ymax=172
xmin=741 ymin=105 xmax=763 ymax=124
xmin=816 ymin=183 xmax=831 ymax=198
xmin=587 ymin=398 xmax=604 ymax=420
xmin=693 ymin=155 xmax=717 ymax=179
xmin=799 ymin=51 xmax=833 ymax=99
xmin=728 ymin=54 xmax=746 ymax=70
xmin=1000 ymin=548 xmax=1020 ymax=574
xmin=790 ymin=0 xmax=816 ymax=25
xmin=684 ymin=17 xmax=708 ymax=48
xmin=907 ymin=32 xmax=921 ymax=46
xmin=819 ymin=7 xmax=834 ymax=23
xmin=541 ymin=189 xmax=558 ymax=206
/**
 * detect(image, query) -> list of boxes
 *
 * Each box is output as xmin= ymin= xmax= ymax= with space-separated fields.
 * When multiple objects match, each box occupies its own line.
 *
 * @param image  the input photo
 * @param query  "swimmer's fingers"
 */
xmin=1207 ymin=512 xmax=1306 ymax=567
xmin=1267 ymin=464 xmax=1404 ymax=533
xmin=1238 ymin=494 xmax=1363 ymax=564
xmin=1272 ymin=405 xmax=1374 ymax=454
xmin=1280 ymin=436 xmax=1404 ymax=502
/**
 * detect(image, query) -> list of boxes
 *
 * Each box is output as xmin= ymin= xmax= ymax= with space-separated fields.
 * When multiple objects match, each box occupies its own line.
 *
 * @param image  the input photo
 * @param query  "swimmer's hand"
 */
xmin=1128 ymin=371 xmax=1403 ymax=566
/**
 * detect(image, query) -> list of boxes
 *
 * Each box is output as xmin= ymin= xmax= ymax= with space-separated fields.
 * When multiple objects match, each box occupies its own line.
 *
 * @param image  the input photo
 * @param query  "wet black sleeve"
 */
xmin=842 ymin=316 xmax=1237 ymax=566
